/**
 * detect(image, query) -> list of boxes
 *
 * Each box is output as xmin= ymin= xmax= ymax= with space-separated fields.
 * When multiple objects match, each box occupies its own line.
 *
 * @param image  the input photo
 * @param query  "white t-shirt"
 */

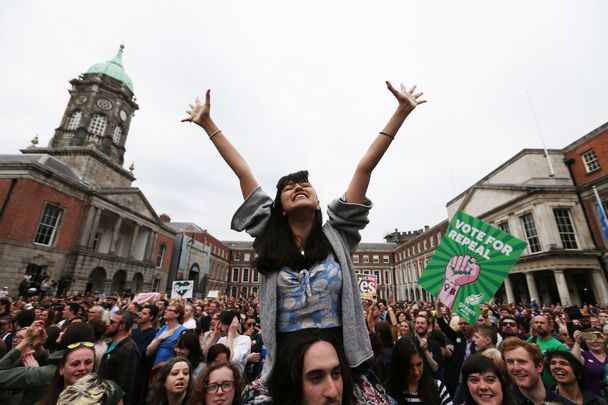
xmin=217 ymin=335 xmax=251 ymax=373
xmin=183 ymin=318 xmax=197 ymax=330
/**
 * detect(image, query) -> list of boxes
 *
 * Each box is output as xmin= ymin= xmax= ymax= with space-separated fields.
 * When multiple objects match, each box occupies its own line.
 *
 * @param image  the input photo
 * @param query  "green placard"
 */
xmin=419 ymin=211 xmax=527 ymax=324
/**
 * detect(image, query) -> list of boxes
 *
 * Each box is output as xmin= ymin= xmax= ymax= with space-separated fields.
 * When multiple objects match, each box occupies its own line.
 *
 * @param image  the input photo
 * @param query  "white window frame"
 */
xmin=352 ymin=255 xmax=360 ymax=264
xmin=232 ymin=252 xmax=240 ymax=261
xmin=67 ymin=111 xmax=82 ymax=130
xmin=582 ymin=149 xmax=601 ymax=173
xmin=383 ymin=255 xmax=390 ymax=264
xmin=156 ymin=243 xmax=166 ymax=268
xmin=242 ymin=267 xmax=250 ymax=283
xmin=112 ymin=126 xmax=123 ymax=144
xmin=553 ymin=208 xmax=579 ymax=249
xmin=34 ymin=203 xmax=63 ymax=246
xmin=372 ymin=255 xmax=380 ymax=264
xmin=244 ymin=253 xmax=251 ymax=262
xmin=252 ymin=269 xmax=259 ymax=283
xmin=363 ymin=255 xmax=369 ymax=264
xmin=374 ymin=270 xmax=381 ymax=284
xmin=232 ymin=268 xmax=240 ymax=282
xmin=383 ymin=269 xmax=392 ymax=285
xmin=521 ymin=213 xmax=541 ymax=253
xmin=88 ymin=114 xmax=106 ymax=136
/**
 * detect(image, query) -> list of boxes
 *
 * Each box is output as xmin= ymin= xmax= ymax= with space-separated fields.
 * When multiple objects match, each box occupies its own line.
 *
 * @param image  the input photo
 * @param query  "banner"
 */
xmin=418 ymin=211 xmax=527 ymax=324
xmin=171 ymin=280 xmax=194 ymax=299
xmin=358 ymin=274 xmax=377 ymax=300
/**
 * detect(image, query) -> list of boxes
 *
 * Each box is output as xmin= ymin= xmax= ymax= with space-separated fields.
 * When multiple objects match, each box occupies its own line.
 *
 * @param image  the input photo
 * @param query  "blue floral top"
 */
xmin=276 ymin=256 xmax=342 ymax=332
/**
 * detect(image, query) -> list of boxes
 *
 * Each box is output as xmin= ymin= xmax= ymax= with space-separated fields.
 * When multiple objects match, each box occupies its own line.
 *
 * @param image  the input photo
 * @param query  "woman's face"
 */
xmin=60 ymin=348 xmax=95 ymax=386
xmin=398 ymin=312 xmax=407 ymax=323
xmin=165 ymin=361 xmax=190 ymax=396
xmin=466 ymin=370 xmax=503 ymax=405
xmin=399 ymin=322 xmax=411 ymax=337
xmin=407 ymin=353 xmax=424 ymax=384
xmin=280 ymin=181 xmax=319 ymax=216
xmin=175 ymin=345 xmax=190 ymax=359
xmin=585 ymin=332 xmax=605 ymax=352
xmin=549 ymin=355 xmax=577 ymax=385
xmin=205 ymin=366 xmax=235 ymax=405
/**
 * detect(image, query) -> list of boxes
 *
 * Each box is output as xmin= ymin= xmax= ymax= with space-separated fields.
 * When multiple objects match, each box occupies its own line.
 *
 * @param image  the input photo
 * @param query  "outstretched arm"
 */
xmin=345 ymin=82 xmax=426 ymax=203
xmin=182 ymin=90 xmax=259 ymax=199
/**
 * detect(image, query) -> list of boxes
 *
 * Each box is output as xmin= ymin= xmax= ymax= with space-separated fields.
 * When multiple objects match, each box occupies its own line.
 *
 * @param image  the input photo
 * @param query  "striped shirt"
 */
xmin=390 ymin=379 xmax=453 ymax=405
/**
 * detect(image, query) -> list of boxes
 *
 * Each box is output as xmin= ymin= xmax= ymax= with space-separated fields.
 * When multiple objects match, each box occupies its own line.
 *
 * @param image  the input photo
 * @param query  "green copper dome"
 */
xmin=86 ymin=45 xmax=134 ymax=92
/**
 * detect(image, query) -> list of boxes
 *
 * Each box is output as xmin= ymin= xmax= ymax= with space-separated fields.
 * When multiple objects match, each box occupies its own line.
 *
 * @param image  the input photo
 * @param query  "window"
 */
xmin=67 ymin=111 xmax=82 ymax=130
xmin=242 ymin=268 xmax=250 ymax=283
xmin=156 ymin=243 xmax=166 ymax=267
xmin=352 ymin=255 xmax=360 ymax=264
xmin=230 ymin=286 xmax=238 ymax=297
xmin=252 ymin=269 xmax=259 ymax=283
xmin=252 ymin=287 xmax=258 ymax=296
xmin=417 ymin=242 xmax=421 ymax=253
xmin=498 ymin=221 xmax=511 ymax=234
xmin=363 ymin=255 xmax=369 ymax=264
xmin=232 ymin=268 xmax=240 ymax=282
xmin=34 ymin=204 xmax=63 ymax=246
xmin=373 ymin=255 xmax=379 ymax=264
xmin=553 ymin=208 xmax=578 ymax=249
xmin=88 ymin=114 xmax=106 ymax=136
xmin=374 ymin=270 xmax=381 ymax=284
xmin=232 ymin=252 xmax=240 ymax=261
xmin=437 ymin=232 xmax=442 ymax=243
xmin=244 ymin=253 xmax=251 ymax=262
xmin=582 ymin=149 xmax=600 ymax=173
xmin=384 ymin=270 xmax=392 ymax=285
xmin=423 ymin=239 xmax=427 ymax=250
xmin=92 ymin=232 xmax=102 ymax=251
xmin=152 ymin=279 xmax=161 ymax=292
xmin=521 ymin=213 xmax=541 ymax=253
xmin=112 ymin=126 xmax=122 ymax=144
xmin=383 ymin=255 xmax=390 ymax=263
xmin=430 ymin=237 xmax=434 ymax=248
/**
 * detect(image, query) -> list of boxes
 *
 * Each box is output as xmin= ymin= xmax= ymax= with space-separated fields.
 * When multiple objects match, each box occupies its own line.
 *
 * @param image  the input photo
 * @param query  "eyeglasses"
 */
xmin=67 ymin=341 xmax=95 ymax=349
xmin=502 ymin=322 xmax=517 ymax=327
xmin=206 ymin=381 xmax=235 ymax=393
xmin=549 ymin=359 xmax=570 ymax=367
xmin=245 ymin=322 xmax=256 ymax=327
xmin=165 ymin=308 xmax=176 ymax=313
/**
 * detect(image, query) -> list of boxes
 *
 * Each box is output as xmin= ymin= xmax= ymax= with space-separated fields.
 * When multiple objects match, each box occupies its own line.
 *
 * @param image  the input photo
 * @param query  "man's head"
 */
xmin=473 ymin=325 xmax=498 ymax=351
xmin=598 ymin=311 xmax=608 ymax=326
xmin=127 ymin=302 xmax=141 ymax=316
xmin=184 ymin=304 xmax=194 ymax=320
xmin=532 ymin=315 xmax=552 ymax=338
xmin=105 ymin=296 xmax=117 ymax=309
xmin=107 ymin=310 xmax=135 ymax=338
xmin=500 ymin=316 xmax=518 ymax=338
xmin=208 ymin=301 xmax=218 ymax=315
xmin=163 ymin=303 xmax=183 ymax=324
xmin=156 ymin=299 xmax=168 ymax=311
xmin=218 ymin=310 xmax=238 ymax=337
xmin=63 ymin=303 xmax=81 ymax=321
xmin=87 ymin=306 xmax=104 ymax=322
xmin=269 ymin=329 xmax=351 ymax=405
xmin=137 ymin=304 xmax=158 ymax=326
xmin=414 ymin=315 xmax=430 ymax=337
xmin=500 ymin=337 xmax=544 ymax=391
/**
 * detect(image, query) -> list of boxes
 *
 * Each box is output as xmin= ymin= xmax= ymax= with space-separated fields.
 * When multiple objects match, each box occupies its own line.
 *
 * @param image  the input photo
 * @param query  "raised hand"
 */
xmin=445 ymin=255 xmax=481 ymax=286
xmin=386 ymin=81 xmax=426 ymax=112
xmin=181 ymin=89 xmax=211 ymax=127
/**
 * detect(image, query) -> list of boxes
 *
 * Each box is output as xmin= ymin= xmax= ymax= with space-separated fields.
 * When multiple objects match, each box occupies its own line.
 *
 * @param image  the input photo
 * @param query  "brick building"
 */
xmin=0 ymin=46 xmax=175 ymax=294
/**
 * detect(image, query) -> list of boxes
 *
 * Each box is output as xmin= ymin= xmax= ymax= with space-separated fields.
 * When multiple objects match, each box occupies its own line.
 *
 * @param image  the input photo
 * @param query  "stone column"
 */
xmin=143 ymin=229 xmax=153 ymax=261
xmin=79 ymin=205 xmax=96 ymax=246
xmin=87 ymin=207 xmax=102 ymax=247
xmin=591 ymin=269 xmax=608 ymax=305
xmin=110 ymin=216 xmax=123 ymax=254
xmin=553 ymin=269 xmax=571 ymax=306
xmin=503 ymin=275 xmax=516 ymax=304
xmin=525 ymin=272 xmax=539 ymax=303
xmin=128 ymin=224 xmax=140 ymax=258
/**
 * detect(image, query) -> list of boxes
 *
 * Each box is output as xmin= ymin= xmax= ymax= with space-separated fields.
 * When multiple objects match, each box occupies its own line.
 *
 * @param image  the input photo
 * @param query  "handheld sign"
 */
xmin=171 ymin=281 xmax=194 ymax=299
xmin=418 ymin=211 xmax=526 ymax=324
xmin=358 ymin=274 xmax=377 ymax=300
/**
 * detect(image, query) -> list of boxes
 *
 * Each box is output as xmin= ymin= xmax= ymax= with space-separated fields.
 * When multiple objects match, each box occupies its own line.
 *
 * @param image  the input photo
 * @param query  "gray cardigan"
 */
xmin=231 ymin=187 xmax=373 ymax=384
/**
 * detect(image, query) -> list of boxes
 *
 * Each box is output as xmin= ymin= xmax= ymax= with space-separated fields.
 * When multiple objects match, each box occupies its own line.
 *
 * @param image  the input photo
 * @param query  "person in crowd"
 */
xmin=367 ymin=302 xmax=383 ymax=333
xmin=200 ymin=301 xmax=218 ymax=333
xmin=501 ymin=337 xmax=575 ymax=405
xmin=181 ymin=80 xmax=425 ymax=402
xmin=528 ymin=314 xmax=569 ymax=386
xmin=204 ymin=310 xmax=251 ymax=373
xmin=372 ymin=320 xmax=395 ymax=384
xmin=461 ymin=352 xmax=514 ymax=405
xmin=175 ymin=330 xmax=205 ymax=380
xmin=156 ymin=299 xmax=169 ymax=327
xmin=147 ymin=303 xmax=186 ymax=367
xmin=473 ymin=324 xmax=498 ymax=353
xmin=40 ymin=306 xmax=55 ymax=327
xmin=413 ymin=314 xmax=442 ymax=374
xmin=58 ymin=302 xmax=83 ymax=329
xmin=106 ymin=296 xmax=120 ymax=316
xmin=87 ymin=305 xmax=105 ymax=323
xmin=264 ymin=328 xmax=351 ymax=405
xmin=206 ymin=343 xmax=231 ymax=364
xmin=99 ymin=310 xmax=140 ymax=403
xmin=243 ymin=315 xmax=264 ymax=383
xmin=182 ymin=305 xmax=197 ymax=330
xmin=200 ymin=312 xmax=220 ymax=350
xmin=88 ymin=319 xmax=108 ymax=371
xmin=398 ymin=320 xmax=413 ymax=339
xmin=130 ymin=303 xmax=159 ymax=405
xmin=499 ymin=316 xmax=520 ymax=343
xmin=386 ymin=336 xmax=453 ymax=404
xmin=572 ymin=328 xmax=608 ymax=397
xmin=56 ymin=373 xmax=124 ymax=405
xmin=147 ymin=356 xmax=192 ymax=405
xmin=189 ymin=361 xmax=242 ymax=405
xmin=545 ymin=349 xmax=608 ymax=405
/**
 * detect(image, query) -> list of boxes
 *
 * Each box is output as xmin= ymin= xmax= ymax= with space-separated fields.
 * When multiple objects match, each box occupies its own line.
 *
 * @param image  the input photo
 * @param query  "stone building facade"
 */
xmin=0 ymin=46 xmax=175 ymax=294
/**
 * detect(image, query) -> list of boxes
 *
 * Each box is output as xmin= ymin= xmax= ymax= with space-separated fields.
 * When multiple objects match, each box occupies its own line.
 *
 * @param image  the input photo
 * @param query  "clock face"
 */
xmin=120 ymin=110 xmax=128 ymax=121
xmin=75 ymin=95 xmax=88 ymax=106
xmin=96 ymin=98 xmax=113 ymax=111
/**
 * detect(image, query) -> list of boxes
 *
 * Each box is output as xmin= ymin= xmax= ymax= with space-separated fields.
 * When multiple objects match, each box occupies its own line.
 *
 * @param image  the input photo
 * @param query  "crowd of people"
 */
xmin=0 ymin=290 xmax=607 ymax=404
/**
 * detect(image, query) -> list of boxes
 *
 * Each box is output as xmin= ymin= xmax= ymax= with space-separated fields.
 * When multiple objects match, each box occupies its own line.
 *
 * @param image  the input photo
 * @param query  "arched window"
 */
xmin=67 ymin=111 xmax=82 ymax=130
xmin=230 ymin=286 xmax=238 ymax=297
xmin=88 ymin=114 xmax=107 ymax=136
xmin=112 ymin=126 xmax=123 ymax=144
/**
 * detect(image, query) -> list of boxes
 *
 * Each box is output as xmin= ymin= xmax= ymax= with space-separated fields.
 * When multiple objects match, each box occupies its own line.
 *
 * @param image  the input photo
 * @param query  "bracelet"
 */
xmin=209 ymin=129 xmax=222 ymax=140
xmin=380 ymin=131 xmax=395 ymax=140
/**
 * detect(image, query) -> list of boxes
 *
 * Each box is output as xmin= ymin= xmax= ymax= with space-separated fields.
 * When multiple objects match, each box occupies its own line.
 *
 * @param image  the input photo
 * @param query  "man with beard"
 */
xmin=130 ymin=304 xmax=158 ymax=405
xmin=527 ymin=314 xmax=568 ymax=386
xmin=501 ymin=337 xmax=575 ymax=405
xmin=199 ymin=300 xmax=218 ymax=332
xmin=498 ymin=315 xmax=520 ymax=346
xmin=413 ymin=314 xmax=442 ymax=374
xmin=99 ymin=310 xmax=140 ymax=404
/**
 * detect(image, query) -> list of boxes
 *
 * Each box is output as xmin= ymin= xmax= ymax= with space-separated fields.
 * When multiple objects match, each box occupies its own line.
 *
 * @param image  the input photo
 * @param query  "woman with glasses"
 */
xmin=182 ymin=81 xmax=425 ymax=404
xmin=460 ymin=352 xmax=513 ymax=405
xmin=148 ymin=356 xmax=192 ymax=405
xmin=572 ymin=329 xmax=608 ymax=397
xmin=546 ymin=349 xmax=608 ymax=405
xmin=189 ymin=361 xmax=242 ymax=405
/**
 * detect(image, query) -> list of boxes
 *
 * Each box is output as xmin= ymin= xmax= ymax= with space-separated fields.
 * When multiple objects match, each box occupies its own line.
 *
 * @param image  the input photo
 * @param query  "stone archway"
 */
xmin=132 ymin=272 xmax=144 ymax=293
xmin=111 ymin=270 xmax=127 ymax=294
xmin=86 ymin=267 xmax=107 ymax=293
xmin=189 ymin=264 xmax=200 ymax=296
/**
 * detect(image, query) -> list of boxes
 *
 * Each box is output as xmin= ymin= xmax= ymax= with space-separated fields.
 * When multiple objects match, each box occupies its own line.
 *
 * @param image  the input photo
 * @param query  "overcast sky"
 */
xmin=1 ymin=1 xmax=607 ymax=242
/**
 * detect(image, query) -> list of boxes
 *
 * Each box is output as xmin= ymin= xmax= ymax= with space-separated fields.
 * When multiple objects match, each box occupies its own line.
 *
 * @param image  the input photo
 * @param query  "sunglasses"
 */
xmin=245 ymin=322 xmax=256 ymax=327
xmin=67 ymin=341 xmax=95 ymax=349
xmin=503 ymin=322 xmax=517 ymax=327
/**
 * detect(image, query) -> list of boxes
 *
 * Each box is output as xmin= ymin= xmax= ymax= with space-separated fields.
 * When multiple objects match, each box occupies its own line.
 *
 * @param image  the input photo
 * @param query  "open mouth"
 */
xmin=294 ymin=191 xmax=308 ymax=200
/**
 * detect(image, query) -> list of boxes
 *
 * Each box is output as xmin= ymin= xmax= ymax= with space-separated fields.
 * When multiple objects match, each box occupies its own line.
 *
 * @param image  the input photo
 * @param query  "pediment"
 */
xmin=95 ymin=187 xmax=158 ymax=222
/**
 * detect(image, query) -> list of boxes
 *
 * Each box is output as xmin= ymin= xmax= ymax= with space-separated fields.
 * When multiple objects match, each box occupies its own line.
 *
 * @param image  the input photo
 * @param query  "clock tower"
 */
xmin=23 ymin=45 xmax=140 ymax=187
